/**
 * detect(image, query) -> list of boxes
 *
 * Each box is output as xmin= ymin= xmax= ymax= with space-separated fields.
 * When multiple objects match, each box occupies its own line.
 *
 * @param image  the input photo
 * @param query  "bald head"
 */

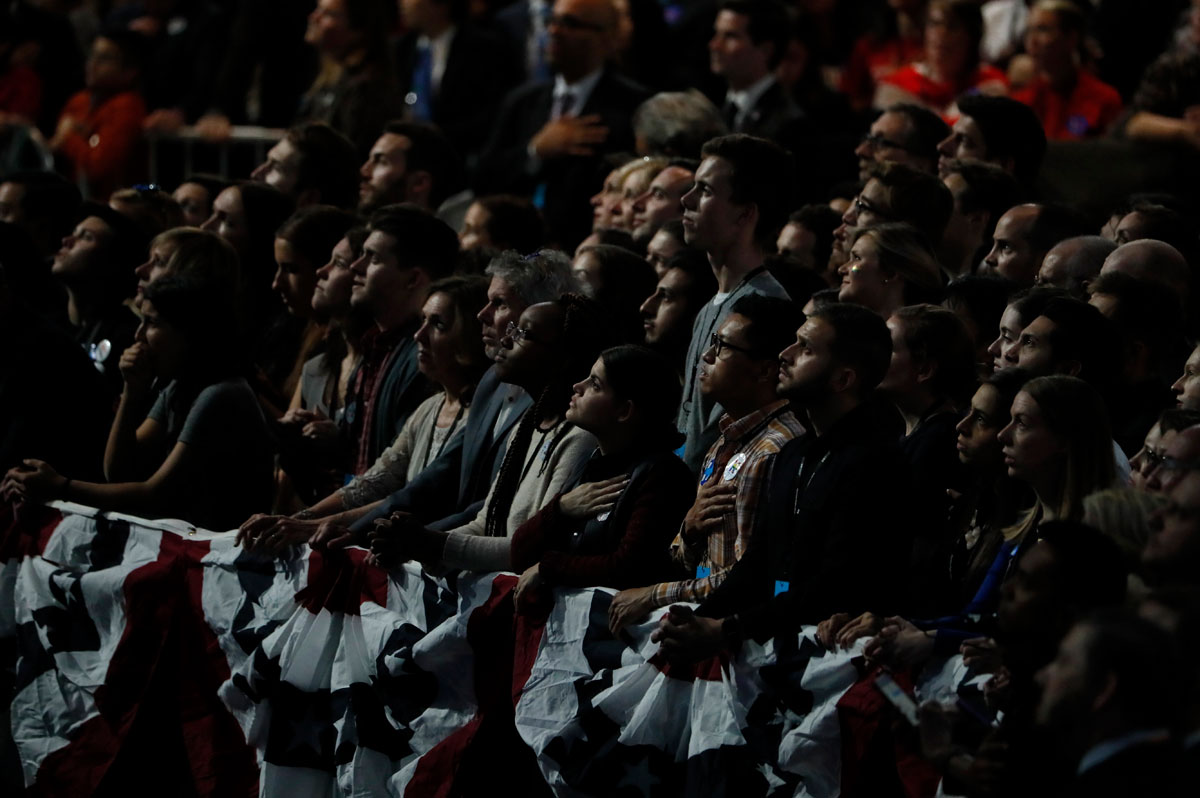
xmin=547 ymin=0 xmax=620 ymax=81
xmin=1037 ymin=235 xmax=1117 ymax=296
xmin=1101 ymin=240 xmax=1191 ymax=298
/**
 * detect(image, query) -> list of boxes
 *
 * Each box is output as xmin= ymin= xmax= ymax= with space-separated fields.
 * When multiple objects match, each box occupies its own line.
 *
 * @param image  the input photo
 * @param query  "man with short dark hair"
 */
xmin=939 ymin=158 xmax=1021 ymax=277
xmin=49 ymin=29 xmax=150 ymax=199
xmin=640 ymin=250 xmax=717 ymax=374
xmin=854 ymin=103 xmax=949 ymax=180
xmin=654 ymin=303 xmax=918 ymax=659
xmin=344 ymin=204 xmax=459 ymax=473
xmin=609 ymin=293 xmax=806 ymax=631
xmin=359 ymin=121 xmax=472 ymax=228
xmin=250 ymin=122 xmax=360 ymax=209
xmin=936 ymin=94 xmax=1047 ymax=188
xmin=676 ymin=134 xmax=792 ymax=472
xmin=1036 ymin=611 xmax=1181 ymax=795
xmin=982 ymin=202 xmax=1092 ymax=286
xmin=777 ymin=204 xmax=840 ymax=273
xmin=708 ymin=0 xmax=803 ymax=143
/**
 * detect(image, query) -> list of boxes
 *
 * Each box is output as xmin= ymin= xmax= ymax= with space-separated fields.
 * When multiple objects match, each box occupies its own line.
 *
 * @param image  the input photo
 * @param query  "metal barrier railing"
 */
xmin=146 ymin=125 xmax=286 ymax=183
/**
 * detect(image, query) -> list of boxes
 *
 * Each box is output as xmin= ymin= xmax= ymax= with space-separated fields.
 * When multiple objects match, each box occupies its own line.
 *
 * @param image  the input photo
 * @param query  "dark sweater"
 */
xmin=697 ymin=400 xmax=918 ymax=643
xmin=509 ymin=445 xmax=695 ymax=590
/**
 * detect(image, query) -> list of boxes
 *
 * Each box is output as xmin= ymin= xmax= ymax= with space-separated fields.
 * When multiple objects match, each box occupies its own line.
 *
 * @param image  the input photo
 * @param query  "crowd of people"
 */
xmin=3 ymin=0 xmax=1200 ymax=794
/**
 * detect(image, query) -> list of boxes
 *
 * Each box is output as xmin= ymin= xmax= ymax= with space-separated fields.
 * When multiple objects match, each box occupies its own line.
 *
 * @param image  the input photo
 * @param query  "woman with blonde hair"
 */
xmin=840 ymin=222 xmax=944 ymax=318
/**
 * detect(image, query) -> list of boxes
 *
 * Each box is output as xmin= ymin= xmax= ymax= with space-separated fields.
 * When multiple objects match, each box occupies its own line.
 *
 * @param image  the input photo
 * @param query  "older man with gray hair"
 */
xmin=633 ymin=90 xmax=727 ymax=159
xmin=310 ymin=250 xmax=579 ymax=544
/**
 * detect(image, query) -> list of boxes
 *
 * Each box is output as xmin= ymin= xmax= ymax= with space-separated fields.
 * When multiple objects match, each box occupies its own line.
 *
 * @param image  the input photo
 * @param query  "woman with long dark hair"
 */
xmin=510 ymin=345 xmax=695 ymax=604
xmin=2 ymin=274 xmax=273 ymax=530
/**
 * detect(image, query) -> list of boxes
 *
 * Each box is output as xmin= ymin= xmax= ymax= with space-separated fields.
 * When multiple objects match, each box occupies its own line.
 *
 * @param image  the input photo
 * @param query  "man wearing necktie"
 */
xmin=708 ymin=0 xmax=804 ymax=145
xmin=476 ymin=0 xmax=648 ymax=250
xmin=395 ymin=0 xmax=520 ymax=159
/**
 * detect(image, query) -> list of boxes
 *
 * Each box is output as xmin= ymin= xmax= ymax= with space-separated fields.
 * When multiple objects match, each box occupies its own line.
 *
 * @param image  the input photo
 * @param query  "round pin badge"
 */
xmin=700 ymin=457 xmax=717 ymax=485
xmin=722 ymin=452 xmax=748 ymax=482
xmin=596 ymin=510 xmax=611 ymax=522
xmin=90 ymin=339 xmax=112 ymax=363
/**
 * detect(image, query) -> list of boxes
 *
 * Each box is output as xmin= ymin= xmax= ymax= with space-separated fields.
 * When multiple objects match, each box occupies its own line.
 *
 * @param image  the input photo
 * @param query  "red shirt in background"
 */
xmin=841 ymin=35 xmax=925 ymax=110
xmin=1011 ymin=69 xmax=1123 ymax=140
xmin=0 ymin=64 xmax=42 ymax=121
xmin=54 ymin=89 xmax=146 ymax=199
xmin=879 ymin=63 xmax=1009 ymax=120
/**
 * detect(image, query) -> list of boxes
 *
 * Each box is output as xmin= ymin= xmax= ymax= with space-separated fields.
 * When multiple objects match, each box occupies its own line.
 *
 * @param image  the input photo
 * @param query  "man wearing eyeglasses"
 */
xmin=830 ymin=161 xmax=953 ymax=272
xmin=853 ymin=103 xmax=948 ymax=181
xmin=609 ymin=295 xmax=806 ymax=632
xmin=476 ymin=0 xmax=648 ymax=249
xmin=1145 ymin=445 xmax=1200 ymax=586
xmin=1145 ymin=426 xmax=1200 ymax=496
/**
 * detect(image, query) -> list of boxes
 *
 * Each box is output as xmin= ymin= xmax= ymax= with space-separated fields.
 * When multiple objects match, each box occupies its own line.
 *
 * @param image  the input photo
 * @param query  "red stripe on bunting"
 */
xmin=0 ymin=502 xmax=63 ymax=562
xmin=32 ymin=529 xmax=258 ymax=797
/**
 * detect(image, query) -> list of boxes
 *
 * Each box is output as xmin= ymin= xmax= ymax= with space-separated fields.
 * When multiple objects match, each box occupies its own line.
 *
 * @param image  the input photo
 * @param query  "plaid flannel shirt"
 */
xmin=651 ymin=400 xmax=806 ymax=606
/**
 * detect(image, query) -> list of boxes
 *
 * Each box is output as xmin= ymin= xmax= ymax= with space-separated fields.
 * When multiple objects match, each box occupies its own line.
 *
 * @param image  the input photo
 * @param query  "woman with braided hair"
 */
xmin=369 ymin=293 xmax=620 ymax=573
xmin=509 ymin=345 xmax=696 ymax=606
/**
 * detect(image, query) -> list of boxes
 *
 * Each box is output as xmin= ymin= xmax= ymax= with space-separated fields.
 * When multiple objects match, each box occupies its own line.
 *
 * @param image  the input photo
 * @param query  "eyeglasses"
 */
xmin=504 ymin=320 xmax=540 ymax=347
xmin=859 ymin=132 xmax=914 ymax=153
xmin=547 ymin=13 xmax=605 ymax=31
xmin=1159 ymin=455 xmax=1200 ymax=473
xmin=1139 ymin=448 xmax=1166 ymax=471
xmin=708 ymin=332 xmax=755 ymax=359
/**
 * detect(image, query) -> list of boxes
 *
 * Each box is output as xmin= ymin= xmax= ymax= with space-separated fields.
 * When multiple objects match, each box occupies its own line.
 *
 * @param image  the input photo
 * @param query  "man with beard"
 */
xmin=653 ymin=303 xmax=917 ymax=659
xmin=1035 ymin=610 xmax=1182 ymax=796
xmin=358 ymin=121 xmax=473 ymax=229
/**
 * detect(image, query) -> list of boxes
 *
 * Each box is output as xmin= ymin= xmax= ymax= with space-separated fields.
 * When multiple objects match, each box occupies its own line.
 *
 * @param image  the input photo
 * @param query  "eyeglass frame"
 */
xmin=707 ymin=331 xmax=758 ymax=360
xmin=859 ymin=132 xmax=916 ymax=153
xmin=504 ymin=320 xmax=541 ymax=347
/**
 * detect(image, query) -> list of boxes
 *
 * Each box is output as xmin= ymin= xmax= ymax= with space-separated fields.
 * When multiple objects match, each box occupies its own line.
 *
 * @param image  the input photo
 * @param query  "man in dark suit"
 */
xmin=708 ymin=0 xmax=806 ymax=147
xmin=475 ymin=0 xmax=649 ymax=250
xmin=395 ymin=0 xmax=520 ymax=160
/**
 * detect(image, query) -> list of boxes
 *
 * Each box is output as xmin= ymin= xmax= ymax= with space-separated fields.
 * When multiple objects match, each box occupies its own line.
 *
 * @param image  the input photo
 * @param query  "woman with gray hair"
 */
xmin=632 ymin=91 xmax=728 ymax=159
